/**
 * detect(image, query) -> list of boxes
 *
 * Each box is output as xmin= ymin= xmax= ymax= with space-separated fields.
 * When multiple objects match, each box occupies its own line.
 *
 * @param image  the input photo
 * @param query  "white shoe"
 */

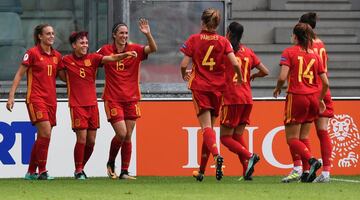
xmin=313 ymin=174 xmax=330 ymax=183
xmin=282 ymin=170 xmax=301 ymax=183
xmin=119 ymin=172 xmax=137 ymax=180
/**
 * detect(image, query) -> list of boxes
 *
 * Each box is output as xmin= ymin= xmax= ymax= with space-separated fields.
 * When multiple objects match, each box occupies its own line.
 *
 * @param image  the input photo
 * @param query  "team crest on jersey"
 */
xmin=36 ymin=111 xmax=43 ymax=119
xmin=75 ymin=119 xmax=81 ymax=127
xmin=53 ymin=57 xmax=58 ymax=64
xmin=328 ymin=114 xmax=360 ymax=168
xmin=84 ymin=59 xmax=91 ymax=67
xmin=110 ymin=108 xmax=117 ymax=116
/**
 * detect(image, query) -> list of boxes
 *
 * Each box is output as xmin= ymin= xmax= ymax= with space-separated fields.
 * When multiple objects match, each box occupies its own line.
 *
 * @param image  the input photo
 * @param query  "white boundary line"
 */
xmin=331 ymin=178 xmax=360 ymax=183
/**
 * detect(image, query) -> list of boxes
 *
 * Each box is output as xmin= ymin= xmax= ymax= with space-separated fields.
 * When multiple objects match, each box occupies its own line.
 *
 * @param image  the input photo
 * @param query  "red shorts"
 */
xmin=220 ymin=104 xmax=252 ymax=128
xmin=319 ymin=93 xmax=334 ymax=118
xmin=26 ymin=102 xmax=57 ymax=126
xmin=70 ymin=105 xmax=99 ymax=130
xmin=104 ymin=101 xmax=141 ymax=124
xmin=284 ymin=93 xmax=319 ymax=125
xmin=191 ymin=89 xmax=223 ymax=117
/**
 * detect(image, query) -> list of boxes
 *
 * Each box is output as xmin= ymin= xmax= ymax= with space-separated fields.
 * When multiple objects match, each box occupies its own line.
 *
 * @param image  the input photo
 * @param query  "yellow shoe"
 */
xmin=106 ymin=161 xmax=118 ymax=179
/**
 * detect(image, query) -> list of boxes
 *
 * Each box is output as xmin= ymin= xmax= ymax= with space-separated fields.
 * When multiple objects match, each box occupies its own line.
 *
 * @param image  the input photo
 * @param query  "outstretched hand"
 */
xmin=139 ymin=18 xmax=151 ymax=35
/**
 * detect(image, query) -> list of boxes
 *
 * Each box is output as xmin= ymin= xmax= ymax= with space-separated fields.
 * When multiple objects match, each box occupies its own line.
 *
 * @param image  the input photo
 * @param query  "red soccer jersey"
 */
xmin=61 ymin=53 xmax=103 ymax=106
xmin=280 ymin=45 xmax=325 ymax=94
xmin=223 ymin=45 xmax=260 ymax=105
xmin=98 ymin=43 xmax=147 ymax=102
xmin=180 ymin=30 xmax=233 ymax=92
xmin=312 ymin=39 xmax=328 ymax=73
xmin=22 ymin=44 xmax=62 ymax=106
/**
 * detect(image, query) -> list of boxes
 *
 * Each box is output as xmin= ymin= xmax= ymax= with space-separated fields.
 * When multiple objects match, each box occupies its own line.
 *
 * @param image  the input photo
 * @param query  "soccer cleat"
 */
xmin=82 ymin=170 xmax=88 ymax=179
xmin=37 ymin=171 xmax=54 ymax=180
xmin=281 ymin=170 xmax=301 ymax=183
xmin=119 ymin=170 xmax=136 ymax=180
xmin=74 ymin=172 xmax=86 ymax=180
xmin=192 ymin=171 xmax=204 ymax=182
xmin=313 ymin=174 xmax=330 ymax=183
xmin=307 ymin=158 xmax=322 ymax=182
xmin=244 ymin=154 xmax=260 ymax=180
xmin=215 ymin=155 xmax=224 ymax=181
xmin=300 ymin=172 xmax=309 ymax=182
xmin=107 ymin=161 xmax=118 ymax=179
xmin=24 ymin=172 xmax=39 ymax=180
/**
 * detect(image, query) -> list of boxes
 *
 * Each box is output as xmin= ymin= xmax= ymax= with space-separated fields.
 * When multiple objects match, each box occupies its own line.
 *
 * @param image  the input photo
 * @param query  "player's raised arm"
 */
xmin=139 ymin=18 xmax=157 ymax=55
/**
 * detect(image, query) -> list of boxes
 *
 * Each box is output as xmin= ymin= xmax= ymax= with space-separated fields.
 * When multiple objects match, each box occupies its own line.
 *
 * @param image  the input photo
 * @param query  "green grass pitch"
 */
xmin=0 ymin=176 xmax=359 ymax=200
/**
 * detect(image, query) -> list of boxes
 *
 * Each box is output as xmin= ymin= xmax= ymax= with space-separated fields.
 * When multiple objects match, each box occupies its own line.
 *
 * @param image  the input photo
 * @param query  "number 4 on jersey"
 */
xmin=202 ymin=45 xmax=216 ymax=71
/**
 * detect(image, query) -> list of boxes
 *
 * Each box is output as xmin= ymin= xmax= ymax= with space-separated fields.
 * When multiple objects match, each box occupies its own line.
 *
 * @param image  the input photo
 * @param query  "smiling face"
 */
xmin=38 ymin=26 xmax=55 ymax=46
xmin=113 ymin=25 xmax=128 ymax=46
xmin=72 ymin=36 xmax=89 ymax=57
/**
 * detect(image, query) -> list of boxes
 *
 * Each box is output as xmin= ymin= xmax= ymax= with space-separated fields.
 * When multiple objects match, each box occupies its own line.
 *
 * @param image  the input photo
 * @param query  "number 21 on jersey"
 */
xmin=298 ymin=56 xmax=315 ymax=84
xmin=202 ymin=45 xmax=216 ymax=71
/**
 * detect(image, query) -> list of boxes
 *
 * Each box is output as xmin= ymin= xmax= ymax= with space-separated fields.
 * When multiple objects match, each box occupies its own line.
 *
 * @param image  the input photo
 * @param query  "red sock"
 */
xmin=221 ymin=135 xmax=252 ymax=159
xmin=36 ymin=137 xmax=50 ymax=174
xmin=199 ymin=141 xmax=210 ymax=173
xmin=74 ymin=142 xmax=85 ymax=173
xmin=289 ymin=145 xmax=302 ymax=167
xmin=300 ymin=138 xmax=311 ymax=171
xmin=203 ymin=127 xmax=219 ymax=156
xmin=27 ymin=141 xmax=38 ymax=174
xmin=83 ymin=143 xmax=95 ymax=167
xmin=287 ymin=138 xmax=312 ymax=162
xmin=317 ymin=129 xmax=332 ymax=171
xmin=233 ymin=134 xmax=249 ymax=175
xmin=108 ymin=136 xmax=123 ymax=162
xmin=121 ymin=141 xmax=132 ymax=170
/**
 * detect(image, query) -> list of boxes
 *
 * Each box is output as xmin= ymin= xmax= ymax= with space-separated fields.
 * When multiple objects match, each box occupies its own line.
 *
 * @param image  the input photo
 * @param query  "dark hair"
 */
xmin=299 ymin=12 xmax=317 ymax=29
xmin=69 ymin=31 xmax=88 ymax=44
xmin=227 ymin=22 xmax=244 ymax=53
xmin=33 ymin=24 xmax=51 ymax=45
xmin=293 ymin=23 xmax=316 ymax=51
xmin=201 ymin=8 xmax=221 ymax=30
xmin=112 ymin=22 xmax=128 ymax=40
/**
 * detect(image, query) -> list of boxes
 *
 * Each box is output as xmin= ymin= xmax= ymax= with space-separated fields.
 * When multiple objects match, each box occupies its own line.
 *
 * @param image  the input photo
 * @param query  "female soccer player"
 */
xmin=274 ymin=23 xmax=329 ymax=183
xmin=180 ymin=8 xmax=242 ymax=181
xmin=220 ymin=22 xmax=269 ymax=180
xmin=98 ymin=18 xmax=157 ymax=180
xmin=283 ymin=13 xmax=334 ymax=183
xmin=6 ymin=24 xmax=62 ymax=180
xmin=58 ymin=31 xmax=136 ymax=179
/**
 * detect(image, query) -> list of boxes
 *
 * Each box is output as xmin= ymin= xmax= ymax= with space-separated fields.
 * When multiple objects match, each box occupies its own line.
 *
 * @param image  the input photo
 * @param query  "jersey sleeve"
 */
xmin=135 ymin=44 xmax=147 ymax=61
xmin=97 ymin=46 xmax=106 ymax=56
xmin=250 ymin=49 xmax=261 ymax=69
xmin=316 ymin=54 xmax=325 ymax=75
xmin=92 ymin=53 xmax=104 ymax=68
xmin=280 ymin=49 xmax=291 ymax=67
xmin=180 ymin=36 xmax=193 ymax=57
xmin=21 ymin=49 xmax=33 ymax=67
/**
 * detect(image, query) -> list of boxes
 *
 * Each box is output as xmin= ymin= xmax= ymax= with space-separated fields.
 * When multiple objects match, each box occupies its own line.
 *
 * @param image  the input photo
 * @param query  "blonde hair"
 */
xmin=201 ymin=8 xmax=221 ymax=30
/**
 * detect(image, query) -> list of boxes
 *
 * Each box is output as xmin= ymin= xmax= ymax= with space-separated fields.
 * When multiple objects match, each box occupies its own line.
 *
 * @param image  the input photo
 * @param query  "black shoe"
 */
xmin=82 ymin=170 xmax=88 ymax=179
xmin=307 ymin=158 xmax=322 ymax=182
xmin=37 ymin=171 xmax=54 ymax=180
xmin=300 ymin=172 xmax=309 ymax=182
xmin=244 ymin=176 xmax=253 ymax=181
xmin=192 ymin=171 xmax=204 ymax=182
xmin=215 ymin=155 xmax=224 ymax=181
xmin=107 ymin=161 xmax=118 ymax=179
xmin=244 ymin=154 xmax=260 ymax=180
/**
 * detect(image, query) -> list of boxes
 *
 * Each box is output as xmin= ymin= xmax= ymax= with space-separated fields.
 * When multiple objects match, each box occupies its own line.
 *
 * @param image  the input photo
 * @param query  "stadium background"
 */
xmin=0 ymin=0 xmax=360 ymax=178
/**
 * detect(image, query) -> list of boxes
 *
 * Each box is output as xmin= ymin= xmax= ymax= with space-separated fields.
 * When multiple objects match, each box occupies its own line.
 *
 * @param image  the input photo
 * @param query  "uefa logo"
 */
xmin=329 ymin=114 xmax=360 ymax=168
